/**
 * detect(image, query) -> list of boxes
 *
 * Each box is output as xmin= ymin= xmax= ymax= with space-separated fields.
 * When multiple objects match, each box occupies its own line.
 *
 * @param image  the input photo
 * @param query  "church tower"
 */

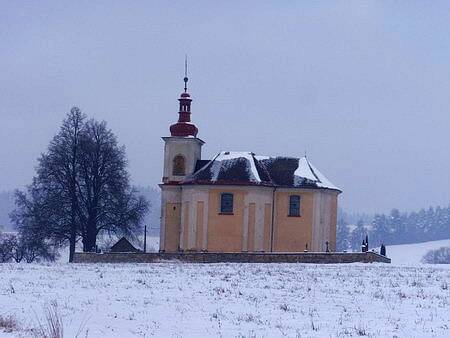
xmin=160 ymin=63 xmax=204 ymax=252
xmin=161 ymin=67 xmax=204 ymax=183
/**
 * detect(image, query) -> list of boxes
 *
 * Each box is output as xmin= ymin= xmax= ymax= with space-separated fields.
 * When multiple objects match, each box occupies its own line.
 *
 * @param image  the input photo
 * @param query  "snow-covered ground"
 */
xmin=380 ymin=239 xmax=450 ymax=265
xmin=0 ymin=262 xmax=448 ymax=337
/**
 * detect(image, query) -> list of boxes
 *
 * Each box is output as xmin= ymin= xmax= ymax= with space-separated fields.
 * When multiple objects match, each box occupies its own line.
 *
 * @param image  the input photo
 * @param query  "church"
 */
xmin=159 ymin=75 xmax=341 ymax=253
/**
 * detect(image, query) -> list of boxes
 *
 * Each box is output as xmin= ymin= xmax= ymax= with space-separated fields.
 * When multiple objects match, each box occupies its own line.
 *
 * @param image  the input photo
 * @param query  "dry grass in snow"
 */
xmin=0 ymin=263 xmax=449 ymax=337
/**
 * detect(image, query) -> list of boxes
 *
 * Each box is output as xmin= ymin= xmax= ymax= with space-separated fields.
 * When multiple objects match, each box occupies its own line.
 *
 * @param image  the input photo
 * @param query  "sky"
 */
xmin=1 ymin=1 xmax=450 ymax=214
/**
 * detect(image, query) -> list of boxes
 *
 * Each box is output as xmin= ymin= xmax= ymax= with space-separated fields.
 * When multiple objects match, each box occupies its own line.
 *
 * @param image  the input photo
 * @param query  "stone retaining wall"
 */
xmin=73 ymin=251 xmax=391 ymax=264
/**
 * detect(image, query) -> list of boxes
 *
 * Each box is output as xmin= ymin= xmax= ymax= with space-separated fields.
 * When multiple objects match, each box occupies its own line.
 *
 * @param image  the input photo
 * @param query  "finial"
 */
xmin=183 ymin=54 xmax=188 ymax=92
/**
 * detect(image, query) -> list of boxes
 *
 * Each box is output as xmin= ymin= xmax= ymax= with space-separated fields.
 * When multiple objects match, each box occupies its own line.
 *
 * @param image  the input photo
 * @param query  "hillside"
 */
xmin=381 ymin=239 xmax=450 ymax=265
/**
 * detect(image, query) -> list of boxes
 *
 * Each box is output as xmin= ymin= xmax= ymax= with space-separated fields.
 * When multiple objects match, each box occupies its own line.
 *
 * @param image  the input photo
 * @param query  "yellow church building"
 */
xmin=159 ymin=76 xmax=341 ymax=253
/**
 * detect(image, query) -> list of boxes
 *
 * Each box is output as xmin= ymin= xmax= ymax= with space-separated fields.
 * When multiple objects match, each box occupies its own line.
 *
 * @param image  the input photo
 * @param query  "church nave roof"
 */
xmin=183 ymin=151 xmax=341 ymax=192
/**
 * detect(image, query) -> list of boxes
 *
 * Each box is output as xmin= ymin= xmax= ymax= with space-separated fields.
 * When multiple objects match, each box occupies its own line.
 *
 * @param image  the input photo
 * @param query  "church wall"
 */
xmin=312 ymin=192 xmax=321 ymax=251
xmin=311 ymin=191 xmax=339 ymax=251
xmin=195 ymin=201 xmax=204 ymax=250
xmin=164 ymin=203 xmax=181 ymax=252
xmin=242 ymin=187 xmax=273 ymax=252
xmin=203 ymin=186 xmax=272 ymax=252
xmin=181 ymin=201 xmax=190 ymax=250
xmin=273 ymin=189 xmax=314 ymax=252
xmin=159 ymin=185 xmax=182 ymax=252
xmin=207 ymin=188 xmax=246 ymax=252
xmin=330 ymin=194 xmax=338 ymax=251
xmin=161 ymin=184 xmax=338 ymax=253
xmin=263 ymin=203 xmax=272 ymax=251
xmin=247 ymin=203 xmax=256 ymax=252
xmin=179 ymin=186 xmax=209 ymax=251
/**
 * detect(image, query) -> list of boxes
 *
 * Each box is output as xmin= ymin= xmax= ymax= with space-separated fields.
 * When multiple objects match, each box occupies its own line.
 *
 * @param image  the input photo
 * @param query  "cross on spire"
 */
xmin=184 ymin=54 xmax=188 ymax=92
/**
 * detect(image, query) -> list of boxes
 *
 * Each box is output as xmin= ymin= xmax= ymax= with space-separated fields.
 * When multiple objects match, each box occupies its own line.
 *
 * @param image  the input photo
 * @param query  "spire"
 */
xmin=184 ymin=54 xmax=188 ymax=93
xmin=169 ymin=58 xmax=198 ymax=137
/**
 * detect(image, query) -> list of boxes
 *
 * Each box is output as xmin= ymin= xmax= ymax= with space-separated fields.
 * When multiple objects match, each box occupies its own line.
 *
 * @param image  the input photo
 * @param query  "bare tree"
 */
xmin=47 ymin=107 xmax=84 ymax=261
xmin=13 ymin=107 xmax=85 ymax=261
xmin=77 ymin=119 xmax=148 ymax=252
xmin=11 ymin=107 xmax=149 ymax=260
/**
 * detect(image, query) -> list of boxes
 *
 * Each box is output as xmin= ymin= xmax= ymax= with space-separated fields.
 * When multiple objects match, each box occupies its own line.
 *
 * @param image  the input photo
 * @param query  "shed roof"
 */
xmin=110 ymin=237 xmax=140 ymax=253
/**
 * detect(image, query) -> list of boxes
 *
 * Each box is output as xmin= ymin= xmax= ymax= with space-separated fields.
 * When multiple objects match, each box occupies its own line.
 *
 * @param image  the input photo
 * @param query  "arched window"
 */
xmin=289 ymin=195 xmax=301 ymax=216
xmin=220 ymin=193 xmax=234 ymax=214
xmin=172 ymin=155 xmax=186 ymax=176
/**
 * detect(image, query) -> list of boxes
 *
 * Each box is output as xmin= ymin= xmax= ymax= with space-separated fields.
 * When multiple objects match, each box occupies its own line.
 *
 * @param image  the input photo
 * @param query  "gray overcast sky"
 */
xmin=1 ymin=1 xmax=449 ymax=214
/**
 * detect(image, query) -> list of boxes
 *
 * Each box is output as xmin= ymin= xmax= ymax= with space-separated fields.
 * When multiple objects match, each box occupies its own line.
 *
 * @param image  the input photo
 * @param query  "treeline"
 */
xmin=0 ymin=191 xmax=14 ymax=231
xmin=337 ymin=205 xmax=450 ymax=251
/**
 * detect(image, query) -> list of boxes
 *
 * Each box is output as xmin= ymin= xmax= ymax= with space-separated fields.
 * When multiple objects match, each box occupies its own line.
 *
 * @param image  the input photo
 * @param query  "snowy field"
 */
xmin=0 ymin=262 xmax=449 ymax=337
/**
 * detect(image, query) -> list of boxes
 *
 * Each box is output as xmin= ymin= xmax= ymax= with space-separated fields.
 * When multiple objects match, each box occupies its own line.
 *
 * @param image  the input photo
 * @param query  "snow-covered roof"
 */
xmin=185 ymin=151 xmax=272 ymax=186
xmin=306 ymin=159 xmax=341 ymax=191
xmin=292 ymin=157 xmax=340 ymax=191
xmin=209 ymin=151 xmax=261 ymax=182
xmin=183 ymin=151 xmax=341 ymax=192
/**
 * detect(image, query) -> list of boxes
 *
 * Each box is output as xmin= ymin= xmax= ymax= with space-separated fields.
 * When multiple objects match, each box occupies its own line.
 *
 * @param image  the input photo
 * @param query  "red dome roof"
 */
xmin=170 ymin=122 xmax=198 ymax=137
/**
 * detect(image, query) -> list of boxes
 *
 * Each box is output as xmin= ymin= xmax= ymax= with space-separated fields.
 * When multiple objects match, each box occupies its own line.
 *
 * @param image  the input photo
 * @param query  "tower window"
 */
xmin=172 ymin=155 xmax=186 ymax=176
xmin=289 ymin=195 xmax=301 ymax=216
xmin=220 ymin=193 xmax=234 ymax=214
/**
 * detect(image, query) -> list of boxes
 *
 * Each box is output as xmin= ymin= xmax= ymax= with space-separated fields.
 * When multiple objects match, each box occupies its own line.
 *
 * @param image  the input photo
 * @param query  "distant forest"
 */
xmin=0 ymin=191 xmax=15 ymax=231
xmin=1 ymin=189 xmax=448 ymax=249
xmin=338 ymin=206 xmax=450 ymax=251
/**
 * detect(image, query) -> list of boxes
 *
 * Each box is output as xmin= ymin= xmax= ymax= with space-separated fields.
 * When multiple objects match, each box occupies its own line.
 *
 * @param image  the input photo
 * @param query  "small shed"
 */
xmin=110 ymin=237 xmax=140 ymax=253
